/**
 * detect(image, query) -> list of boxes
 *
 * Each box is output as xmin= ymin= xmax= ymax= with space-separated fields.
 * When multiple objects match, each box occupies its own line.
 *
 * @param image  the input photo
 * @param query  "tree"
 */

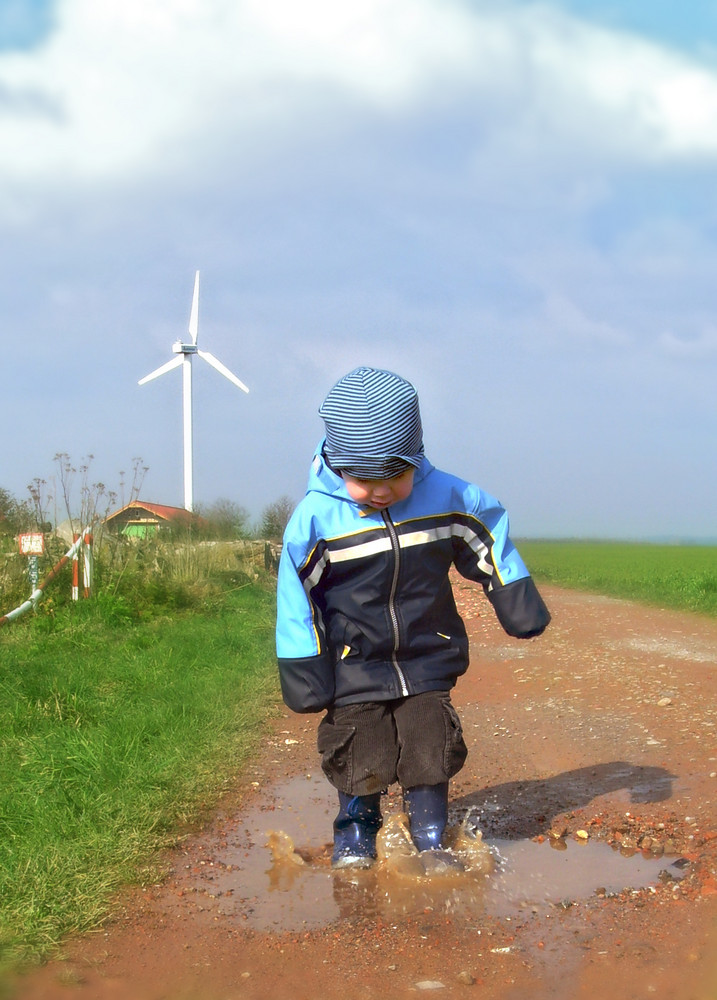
xmin=0 ymin=487 xmax=32 ymax=536
xmin=260 ymin=495 xmax=295 ymax=541
xmin=196 ymin=498 xmax=251 ymax=539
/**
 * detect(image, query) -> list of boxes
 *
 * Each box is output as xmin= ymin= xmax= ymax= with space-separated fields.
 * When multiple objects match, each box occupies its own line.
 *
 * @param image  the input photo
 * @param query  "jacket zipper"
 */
xmin=382 ymin=510 xmax=409 ymax=697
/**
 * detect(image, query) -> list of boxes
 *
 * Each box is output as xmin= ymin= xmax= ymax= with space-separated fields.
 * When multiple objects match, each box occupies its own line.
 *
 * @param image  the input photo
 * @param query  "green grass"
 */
xmin=519 ymin=540 xmax=717 ymax=618
xmin=0 ymin=578 xmax=280 ymax=969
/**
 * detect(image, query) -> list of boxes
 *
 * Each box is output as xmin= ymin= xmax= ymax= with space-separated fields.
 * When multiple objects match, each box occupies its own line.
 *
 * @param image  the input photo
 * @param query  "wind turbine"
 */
xmin=138 ymin=271 xmax=249 ymax=512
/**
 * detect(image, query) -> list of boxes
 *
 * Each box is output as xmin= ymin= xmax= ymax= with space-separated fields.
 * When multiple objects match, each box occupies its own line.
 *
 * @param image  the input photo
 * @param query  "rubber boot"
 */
xmin=403 ymin=783 xmax=449 ymax=851
xmin=403 ymin=782 xmax=464 ymax=871
xmin=331 ymin=792 xmax=382 ymax=869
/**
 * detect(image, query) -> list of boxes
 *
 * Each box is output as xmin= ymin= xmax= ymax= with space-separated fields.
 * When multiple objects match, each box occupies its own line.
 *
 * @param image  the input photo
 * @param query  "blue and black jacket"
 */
xmin=276 ymin=443 xmax=550 ymax=713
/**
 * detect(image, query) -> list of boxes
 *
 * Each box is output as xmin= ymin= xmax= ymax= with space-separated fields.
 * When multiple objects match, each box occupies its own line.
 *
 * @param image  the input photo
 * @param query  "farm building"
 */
xmin=103 ymin=501 xmax=197 ymax=538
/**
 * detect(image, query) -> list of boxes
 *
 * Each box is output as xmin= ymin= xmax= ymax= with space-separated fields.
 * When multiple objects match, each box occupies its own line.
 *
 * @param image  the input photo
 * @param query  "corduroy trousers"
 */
xmin=317 ymin=690 xmax=468 ymax=796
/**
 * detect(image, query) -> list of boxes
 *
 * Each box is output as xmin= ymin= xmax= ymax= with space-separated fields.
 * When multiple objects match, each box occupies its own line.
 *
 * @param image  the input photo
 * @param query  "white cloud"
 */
xmin=541 ymin=290 xmax=630 ymax=348
xmin=3 ymin=0 xmax=717 ymax=191
xmin=0 ymin=0 xmax=480 ymax=181
xmin=659 ymin=327 xmax=717 ymax=359
xmin=513 ymin=8 xmax=717 ymax=161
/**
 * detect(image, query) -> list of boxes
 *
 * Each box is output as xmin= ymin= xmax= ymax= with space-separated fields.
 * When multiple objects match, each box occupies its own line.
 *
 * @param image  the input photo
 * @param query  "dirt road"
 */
xmin=11 ymin=580 xmax=717 ymax=1000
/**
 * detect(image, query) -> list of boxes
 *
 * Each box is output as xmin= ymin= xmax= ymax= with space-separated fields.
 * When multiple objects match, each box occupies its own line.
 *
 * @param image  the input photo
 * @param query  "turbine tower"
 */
xmin=138 ymin=271 xmax=249 ymax=512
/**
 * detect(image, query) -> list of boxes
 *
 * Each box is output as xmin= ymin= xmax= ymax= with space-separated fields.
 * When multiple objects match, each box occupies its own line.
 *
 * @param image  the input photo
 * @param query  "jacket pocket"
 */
xmin=326 ymin=612 xmax=367 ymax=662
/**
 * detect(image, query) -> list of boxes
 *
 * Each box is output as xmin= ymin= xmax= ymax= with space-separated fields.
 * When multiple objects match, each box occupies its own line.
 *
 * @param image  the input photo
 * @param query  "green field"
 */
xmin=519 ymin=540 xmax=717 ymax=618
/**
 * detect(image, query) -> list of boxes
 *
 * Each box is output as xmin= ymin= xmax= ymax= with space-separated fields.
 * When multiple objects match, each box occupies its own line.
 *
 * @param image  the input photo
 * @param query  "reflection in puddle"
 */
xmin=205 ymin=774 xmax=676 ymax=933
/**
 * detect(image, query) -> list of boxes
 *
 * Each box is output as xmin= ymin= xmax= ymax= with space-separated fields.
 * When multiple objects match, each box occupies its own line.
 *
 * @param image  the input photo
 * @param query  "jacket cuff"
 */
xmin=489 ymin=576 xmax=551 ymax=638
xmin=278 ymin=653 xmax=335 ymax=713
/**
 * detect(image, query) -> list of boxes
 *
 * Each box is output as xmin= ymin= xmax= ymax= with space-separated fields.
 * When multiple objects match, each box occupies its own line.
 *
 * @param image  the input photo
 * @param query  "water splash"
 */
xmin=206 ymin=774 xmax=672 ymax=932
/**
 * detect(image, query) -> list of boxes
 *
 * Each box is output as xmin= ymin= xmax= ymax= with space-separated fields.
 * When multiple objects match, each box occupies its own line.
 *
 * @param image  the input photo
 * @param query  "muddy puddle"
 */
xmin=196 ymin=773 xmax=684 ymax=933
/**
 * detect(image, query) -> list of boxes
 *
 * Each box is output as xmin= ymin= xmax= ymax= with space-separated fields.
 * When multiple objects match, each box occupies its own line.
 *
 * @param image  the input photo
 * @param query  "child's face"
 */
xmin=341 ymin=468 xmax=415 ymax=510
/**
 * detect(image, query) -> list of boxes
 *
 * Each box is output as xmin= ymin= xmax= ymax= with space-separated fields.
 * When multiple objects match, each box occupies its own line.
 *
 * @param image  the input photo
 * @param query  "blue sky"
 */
xmin=1 ymin=0 xmax=716 ymax=540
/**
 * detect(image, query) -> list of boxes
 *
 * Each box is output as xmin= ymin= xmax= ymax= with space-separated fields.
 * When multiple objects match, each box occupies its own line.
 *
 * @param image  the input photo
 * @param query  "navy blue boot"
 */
xmin=403 ymin=783 xmax=464 ymax=870
xmin=403 ymin=783 xmax=449 ymax=851
xmin=331 ymin=792 xmax=382 ymax=869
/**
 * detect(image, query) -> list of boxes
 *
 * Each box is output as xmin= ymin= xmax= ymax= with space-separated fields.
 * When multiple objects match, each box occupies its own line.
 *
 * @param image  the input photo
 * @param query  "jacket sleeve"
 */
xmin=454 ymin=484 xmax=551 ymax=639
xmin=488 ymin=575 xmax=551 ymax=638
xmin=276 ymin=516 xmax=335 ymax=713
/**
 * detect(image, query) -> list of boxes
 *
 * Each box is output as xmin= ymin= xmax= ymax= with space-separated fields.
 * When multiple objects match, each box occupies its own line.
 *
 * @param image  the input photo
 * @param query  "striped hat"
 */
xmin=319 ymin=367 xmax=424 ymax=479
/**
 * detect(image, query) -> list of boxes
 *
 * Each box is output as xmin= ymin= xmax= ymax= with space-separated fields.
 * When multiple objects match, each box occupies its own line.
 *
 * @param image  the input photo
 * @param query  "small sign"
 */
xmin=18 ymin=533 xmax=45 ymax=556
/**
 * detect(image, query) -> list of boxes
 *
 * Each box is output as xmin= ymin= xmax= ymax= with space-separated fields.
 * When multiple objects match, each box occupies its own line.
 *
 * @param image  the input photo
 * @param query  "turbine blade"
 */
xmin=138 ymin=355 xmax=183 ymax=385
xmin=188 ymin=271 xmax=200 ymax=344
xmin=197 ymin=350 xmax=250 ymax=393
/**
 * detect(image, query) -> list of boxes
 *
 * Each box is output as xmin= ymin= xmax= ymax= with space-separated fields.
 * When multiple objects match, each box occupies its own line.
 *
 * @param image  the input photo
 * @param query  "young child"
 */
xmin=276 ymin=367 xmax=550 ymax=868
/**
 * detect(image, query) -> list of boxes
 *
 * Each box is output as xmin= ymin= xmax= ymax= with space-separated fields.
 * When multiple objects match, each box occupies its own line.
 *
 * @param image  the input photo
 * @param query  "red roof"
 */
xmin=104 ymin=501 xmax=196 ymax=525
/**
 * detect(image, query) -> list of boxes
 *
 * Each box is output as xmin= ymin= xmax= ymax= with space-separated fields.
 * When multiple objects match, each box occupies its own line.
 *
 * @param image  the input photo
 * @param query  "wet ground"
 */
xmin=9 ymin=581 xmax=717 ymax=1000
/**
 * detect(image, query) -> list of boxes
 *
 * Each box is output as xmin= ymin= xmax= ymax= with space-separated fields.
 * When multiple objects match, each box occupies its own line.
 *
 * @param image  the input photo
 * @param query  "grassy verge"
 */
xmin=0 ymin=576 xmax=280 ymax=969
xmin=519 ymin=540 xmax=717 ymax=618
